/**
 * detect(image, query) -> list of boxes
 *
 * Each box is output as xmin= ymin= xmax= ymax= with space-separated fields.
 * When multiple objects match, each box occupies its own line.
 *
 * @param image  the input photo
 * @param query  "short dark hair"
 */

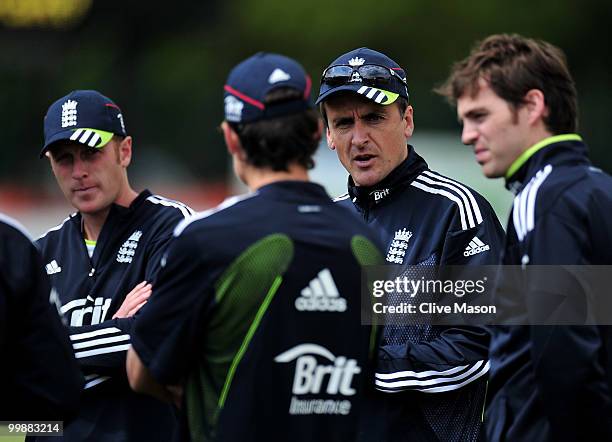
xmin=318 ymin=94 xmax=409 ymax=128
xmin=229 ymin=88 xmax=320 ymax=171
xmin=435 ymin=33 xmax=578 ymax=134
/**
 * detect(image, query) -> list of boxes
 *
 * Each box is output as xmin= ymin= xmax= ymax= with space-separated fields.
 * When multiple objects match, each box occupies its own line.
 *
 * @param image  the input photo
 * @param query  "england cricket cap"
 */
xmin=224 ymin=52 xmax=313 ymax=124
xmin=41 ymin=90 xmax=128 ymax=158
xmin=316 ymin=47 xmax=409 ymax=106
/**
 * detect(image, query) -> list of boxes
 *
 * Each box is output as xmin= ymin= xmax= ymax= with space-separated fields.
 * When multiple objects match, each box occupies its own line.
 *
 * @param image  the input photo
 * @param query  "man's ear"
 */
xmin=403 ymin=105 xmax=415 ymax=139
xmin=221 ymin=121 xmax=246 ymax=160
xmin=118 ymin=136 xmax=133 ymax=167
xmin=523 ymin=89 xmax=548 ymax=125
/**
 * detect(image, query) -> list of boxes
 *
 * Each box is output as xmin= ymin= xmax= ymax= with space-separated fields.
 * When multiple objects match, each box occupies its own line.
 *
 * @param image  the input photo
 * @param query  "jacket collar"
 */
xmin=257 ymin=180 xmax=330 ymax=202
xmin=348 ymin=145 xmax=428 ymax=210
xmin=505 ymin=134 xmax=588 ymax=194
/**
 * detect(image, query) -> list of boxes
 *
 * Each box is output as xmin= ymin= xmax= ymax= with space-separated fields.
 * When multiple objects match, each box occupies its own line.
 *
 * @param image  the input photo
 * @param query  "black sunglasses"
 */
xmin=321 ymin=64 xmax=407 ymax=87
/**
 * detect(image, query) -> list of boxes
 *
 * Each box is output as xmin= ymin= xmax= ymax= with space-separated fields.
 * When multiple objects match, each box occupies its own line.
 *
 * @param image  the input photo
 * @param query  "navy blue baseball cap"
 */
xmin=316 ymin=47 xmax=409 ymax=106
xmin=41 ymin=90 xmax=128 ymax=158
xmin=224 ymin=52 xmax=313 ymax=124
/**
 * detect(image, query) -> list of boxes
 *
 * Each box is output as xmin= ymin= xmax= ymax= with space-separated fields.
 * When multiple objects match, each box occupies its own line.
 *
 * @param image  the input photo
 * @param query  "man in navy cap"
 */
xmin=317 ymin=47 xmax=505 ymax=441
xmin=35 ymin=90 xmax=193 ymax=441
xmin=126 ymin=52 xmax=384 ymax=442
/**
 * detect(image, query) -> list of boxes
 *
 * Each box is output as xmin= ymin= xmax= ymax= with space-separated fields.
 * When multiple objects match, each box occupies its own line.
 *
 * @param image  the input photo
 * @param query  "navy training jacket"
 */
xmin=487 ymin=135 xmax=612 ymax=441
xmin=34 ymin=190 xmax=192 ymax=442
xmin=335 ymin=145 xmax=505 ymax=442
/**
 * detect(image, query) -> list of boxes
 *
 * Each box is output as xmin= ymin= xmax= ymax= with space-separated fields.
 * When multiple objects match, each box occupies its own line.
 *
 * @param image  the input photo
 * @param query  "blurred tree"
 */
xmin=0 ymin=0 xmax=610 ymax=187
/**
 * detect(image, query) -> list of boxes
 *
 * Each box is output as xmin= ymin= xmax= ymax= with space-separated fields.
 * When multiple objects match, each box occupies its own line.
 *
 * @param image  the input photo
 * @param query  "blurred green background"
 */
xmin=0 ymin=0 xmax=610 ymax=232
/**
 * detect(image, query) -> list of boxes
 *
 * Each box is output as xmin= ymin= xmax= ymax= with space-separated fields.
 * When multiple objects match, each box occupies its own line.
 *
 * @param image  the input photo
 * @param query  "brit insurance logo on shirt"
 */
xmin=274 ymin=343 xmax=361 ymax=416
xmin=370 ymin=188 xmax=390 ymax=203
xmin=116 ymin=230 xmax=142 ymax=263
xmin=61 ymin=295 xmax=112 ymax=326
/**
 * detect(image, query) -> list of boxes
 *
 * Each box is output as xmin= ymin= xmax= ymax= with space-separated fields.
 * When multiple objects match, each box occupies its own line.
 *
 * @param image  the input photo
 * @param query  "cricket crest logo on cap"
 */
xmin=224 ymin=95 xmax=244 ymax=122
xmin=348 ymin=57 xmax=366 ymax=83
xmin=61 ymin=99 xmax=78 ymax=128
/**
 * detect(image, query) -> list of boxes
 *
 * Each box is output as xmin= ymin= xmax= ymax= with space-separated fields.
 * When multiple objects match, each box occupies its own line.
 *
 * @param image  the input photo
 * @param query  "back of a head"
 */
xmin=223 ymin=52 xmax=320 ymax=171
xmin=436 ymin=33 xmax=578 ymax=134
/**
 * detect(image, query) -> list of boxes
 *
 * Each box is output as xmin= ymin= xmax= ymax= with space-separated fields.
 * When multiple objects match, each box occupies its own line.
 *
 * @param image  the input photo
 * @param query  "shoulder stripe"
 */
xmin=333 ymin=193 xmax=350 ymax=202
xmin=147 ymin=195 xmax=194 ymax=218
xmin=0 ymin=212 xmax=32 ymax=241
xmin=37 ymin=213 xmax=76 ymax=240
xmin=422 ymin=171 xmax=483 ymax=224
xmin=173 ymin=192 xmax=257 ymax=237
xmin=512 ymin=164 xmax=553 ymax=241
xmin=415 ymin=174 xmax=476 ymax=228
xmin=411 ymin=181 xmax=469 ymax=230
xmin=514 ymin=180 xmax=532 ymax=241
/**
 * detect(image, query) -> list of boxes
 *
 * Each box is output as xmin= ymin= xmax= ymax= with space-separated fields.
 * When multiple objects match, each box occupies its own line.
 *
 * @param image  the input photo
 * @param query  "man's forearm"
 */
xmin=126 ymin=346 xmax=177 ymax=404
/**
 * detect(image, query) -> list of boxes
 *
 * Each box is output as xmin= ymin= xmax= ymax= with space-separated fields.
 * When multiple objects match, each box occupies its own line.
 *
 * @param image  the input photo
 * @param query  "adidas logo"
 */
xmin=70 ymin=128 xmax=102 ymax=148
xmin=295 ymin=268 xmax=347 ymax=312
xmin=268 ymin=68 xmax=291 ymax=84
xmin=464 ymin=236 xmax=490 ymax=257
xmin=45 ymin=259 xmax=62 ymax=275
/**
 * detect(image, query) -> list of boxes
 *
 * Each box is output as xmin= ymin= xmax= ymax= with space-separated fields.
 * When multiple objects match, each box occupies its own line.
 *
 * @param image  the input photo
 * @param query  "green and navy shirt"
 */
xmin=132 ymin=181 xmax=384 ymax=442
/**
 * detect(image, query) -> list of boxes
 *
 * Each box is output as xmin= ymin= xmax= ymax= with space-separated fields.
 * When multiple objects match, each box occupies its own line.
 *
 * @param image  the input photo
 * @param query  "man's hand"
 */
xmin=113 ymin=281 xmax=152 ymax=319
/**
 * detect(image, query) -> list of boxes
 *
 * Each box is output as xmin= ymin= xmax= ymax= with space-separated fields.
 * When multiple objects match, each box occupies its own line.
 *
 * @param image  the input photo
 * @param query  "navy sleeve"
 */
xmin=0 ymin=221 xmax=83 ymax=420
xmin=131 ymin=228 xmax=218 ymax=385
xmin=522 ymin=203 xmax=612 ymax=440
xmin=376 ymin=199 xmax=504 ymax=393
xmin=67 ymin=317 xmax=134 ymax=377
